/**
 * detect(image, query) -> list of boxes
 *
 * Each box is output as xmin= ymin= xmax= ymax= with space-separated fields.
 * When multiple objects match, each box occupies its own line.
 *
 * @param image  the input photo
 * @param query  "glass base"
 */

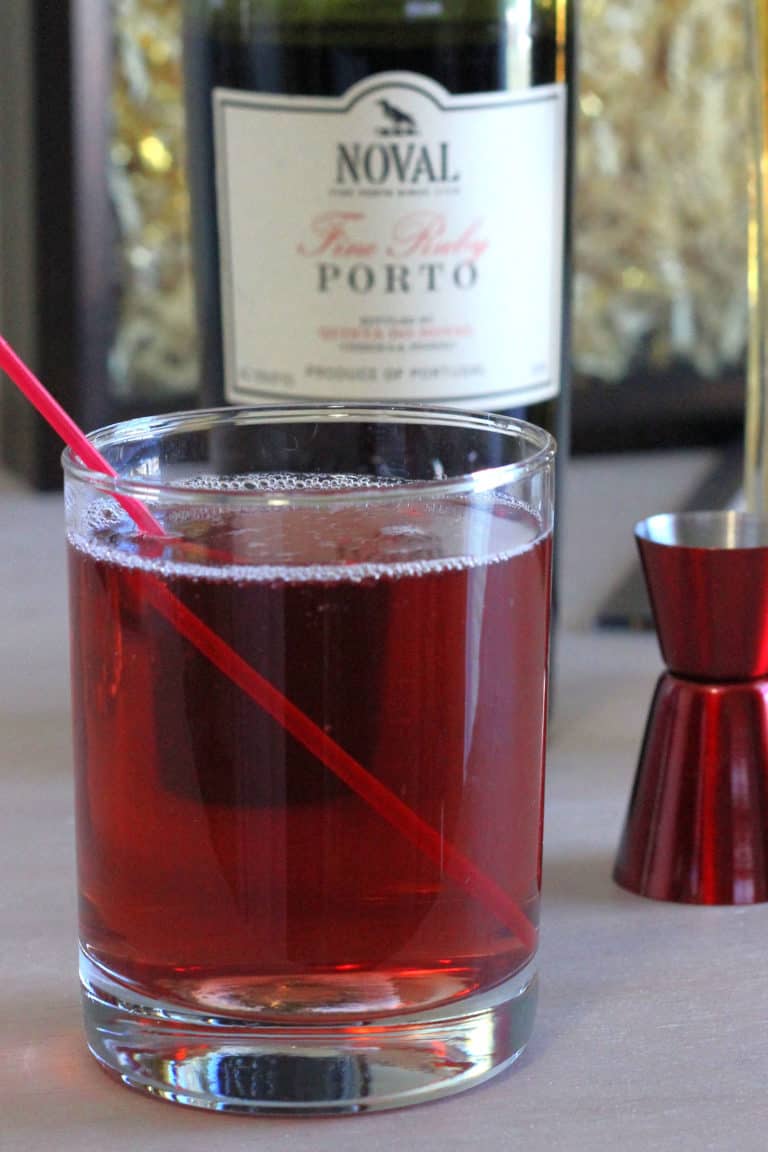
xmin=80 ymin=950 xmax=538 ymax=1115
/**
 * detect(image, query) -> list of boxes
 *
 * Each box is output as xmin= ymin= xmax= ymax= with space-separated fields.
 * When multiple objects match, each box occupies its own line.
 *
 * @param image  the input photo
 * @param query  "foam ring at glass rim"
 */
xmin=61 ymin=403 xmax=556 ymax=507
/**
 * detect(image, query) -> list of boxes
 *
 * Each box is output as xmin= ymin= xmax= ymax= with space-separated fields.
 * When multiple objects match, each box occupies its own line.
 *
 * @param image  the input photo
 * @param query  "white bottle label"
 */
xmin=213 ymin=72 xmax=565 ymax=409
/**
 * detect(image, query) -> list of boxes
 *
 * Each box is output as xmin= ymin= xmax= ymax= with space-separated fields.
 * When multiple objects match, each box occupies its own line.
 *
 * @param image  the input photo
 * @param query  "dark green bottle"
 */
xmin=181 ymin=0 xmax=573 ymax=445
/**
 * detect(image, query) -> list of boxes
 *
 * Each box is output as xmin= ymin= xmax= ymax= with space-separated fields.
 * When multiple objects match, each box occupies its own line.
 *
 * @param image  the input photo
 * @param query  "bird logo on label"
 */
xmin=376 ymin=99 xmax=418 ymax=136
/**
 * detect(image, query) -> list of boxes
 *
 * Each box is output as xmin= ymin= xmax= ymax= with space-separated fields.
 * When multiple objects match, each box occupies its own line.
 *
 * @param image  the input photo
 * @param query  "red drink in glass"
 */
xmin=70 ymin=490 xmax=549 ymax=1018
xmin=64 ymin=407 xmax=554 ymax=1112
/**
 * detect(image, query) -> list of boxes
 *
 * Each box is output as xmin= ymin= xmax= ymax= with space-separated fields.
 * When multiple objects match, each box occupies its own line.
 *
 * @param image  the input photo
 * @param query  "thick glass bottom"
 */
xmin=80 ymin=950 xmax=537 ymax=1115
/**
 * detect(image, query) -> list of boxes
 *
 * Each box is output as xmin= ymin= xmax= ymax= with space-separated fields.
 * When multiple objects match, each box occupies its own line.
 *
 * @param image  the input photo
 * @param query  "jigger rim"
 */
xmin=635 ymin=510 xmax=768 ymax=551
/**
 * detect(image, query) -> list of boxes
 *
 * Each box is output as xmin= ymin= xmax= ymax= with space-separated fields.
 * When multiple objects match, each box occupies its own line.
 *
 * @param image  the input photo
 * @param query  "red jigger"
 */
xmin=614 ymin=511 xmax=768 ymax=904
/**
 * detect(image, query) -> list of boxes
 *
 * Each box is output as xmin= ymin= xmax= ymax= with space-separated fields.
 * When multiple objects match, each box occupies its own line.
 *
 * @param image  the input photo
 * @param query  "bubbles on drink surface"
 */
xmin=179 ymin=471 xmax=397 ymax=492
xmin=71 ymin=472 xmax=543 ymax=582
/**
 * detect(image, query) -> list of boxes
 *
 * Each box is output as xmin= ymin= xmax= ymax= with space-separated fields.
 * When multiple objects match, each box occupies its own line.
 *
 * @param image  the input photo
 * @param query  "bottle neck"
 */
xmin=184 ymin=1 xmax=563 ymax=36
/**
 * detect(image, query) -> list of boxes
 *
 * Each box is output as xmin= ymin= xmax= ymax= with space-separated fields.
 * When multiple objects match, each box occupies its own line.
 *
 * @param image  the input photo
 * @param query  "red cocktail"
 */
xmin=64 ymin=407 xmax=554 ymax=1113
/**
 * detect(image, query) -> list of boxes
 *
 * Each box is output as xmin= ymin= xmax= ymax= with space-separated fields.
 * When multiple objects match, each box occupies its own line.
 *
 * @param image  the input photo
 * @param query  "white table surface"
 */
xmin=2 ymin=455 xmax=766 ymax=1152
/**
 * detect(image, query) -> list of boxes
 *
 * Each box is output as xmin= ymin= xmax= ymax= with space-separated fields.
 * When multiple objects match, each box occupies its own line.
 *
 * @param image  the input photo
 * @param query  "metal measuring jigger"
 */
xmin=614 ymin=511 xmax=768 ymax=904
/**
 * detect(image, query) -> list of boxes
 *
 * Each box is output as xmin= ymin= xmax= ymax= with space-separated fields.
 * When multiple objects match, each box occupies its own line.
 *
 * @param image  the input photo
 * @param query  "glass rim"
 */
xmin=61 ymin=403 xmax=556 ymax=505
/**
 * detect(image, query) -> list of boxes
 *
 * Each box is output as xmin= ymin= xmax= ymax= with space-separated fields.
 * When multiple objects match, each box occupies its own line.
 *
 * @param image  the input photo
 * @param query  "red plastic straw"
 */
xmin=145 ymin=581 xmax=535 ymax=944
xmin=0 ymin=338 xmax=164 ymax=537
xmin=0 ymin=334 xmax=535 ymax=953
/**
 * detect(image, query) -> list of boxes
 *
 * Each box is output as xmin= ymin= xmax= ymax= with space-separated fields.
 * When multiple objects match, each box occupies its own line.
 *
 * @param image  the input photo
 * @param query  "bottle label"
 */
xmin=213 ymin=72 xmax=566 ymax=409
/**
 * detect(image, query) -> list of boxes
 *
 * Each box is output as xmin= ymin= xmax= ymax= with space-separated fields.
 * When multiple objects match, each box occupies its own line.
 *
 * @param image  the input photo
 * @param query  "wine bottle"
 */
xmin=181 ymin=0 xmax=573 ymax=436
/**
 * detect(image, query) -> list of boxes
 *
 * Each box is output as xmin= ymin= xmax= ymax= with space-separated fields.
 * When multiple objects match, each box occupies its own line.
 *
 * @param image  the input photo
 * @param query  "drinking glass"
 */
xmin=63 ymin=404 xmax=554 ymax=1114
